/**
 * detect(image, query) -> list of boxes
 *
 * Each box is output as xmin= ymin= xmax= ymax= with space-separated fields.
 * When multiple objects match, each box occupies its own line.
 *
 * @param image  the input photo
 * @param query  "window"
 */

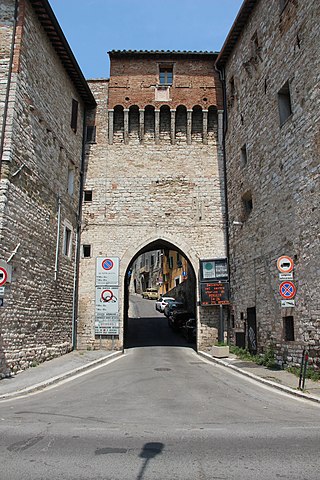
xmin=84 ymin=190 xmax=93 ymax=202
xmin=240 ymin=144 xmax=248 ymax=167
xmin=63 ymin=226 xmax=72 ymax=257
xmin=83 ymin=244 xmax=91 ymax=258
xmin=159 ymin=66 xmax=173 ymax=85
xmin=175 ymin=277 xmax=180 ymax=287
xmin=168 ymin=256 xmax=174 ymax=269
xmin=241 ymin=191 xmax=253 ymax=219
xmin=283 ymin=316 xmax=294 ymax=341
xmin=278 ymin=80 xmax=292 ymax=126
xmin=71 ymin=99 xmax=79 ymax=132
xmin=68 ymin=167 xmax=74 ymax=196
xmin=86 ymin=125 xmax=96 ymax=143
xmin=229 ymin=77 xmax=235 ymax=107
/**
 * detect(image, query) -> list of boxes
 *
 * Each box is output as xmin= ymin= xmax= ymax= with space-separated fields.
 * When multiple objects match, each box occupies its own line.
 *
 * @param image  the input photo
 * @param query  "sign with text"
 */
xmin=200 ymin=282 xmax=230 ymax=306
xmin=200 ymin=258 xmax=228 ymax=282
xmin=95 ymin=286 xmax=119 ymax=335
xmin=96 ymin=257 xmax=119 ymax=286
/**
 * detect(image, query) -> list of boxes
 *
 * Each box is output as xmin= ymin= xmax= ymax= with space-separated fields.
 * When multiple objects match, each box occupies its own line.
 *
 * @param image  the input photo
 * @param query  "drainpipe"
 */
xmin=54 ymin=196 xmax=61 ymax=281
xmin=71 ymin=106 xmax=88 ymax=350
xmin=0 ymin=0 xmax=19 ymax=176
xmin=215 ymin=62 xmax=231 ymax=341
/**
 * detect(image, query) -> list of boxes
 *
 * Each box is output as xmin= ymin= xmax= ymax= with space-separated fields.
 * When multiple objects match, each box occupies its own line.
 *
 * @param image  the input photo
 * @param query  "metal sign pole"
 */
xmin=219 ymin=305 xmax=224 ymax=344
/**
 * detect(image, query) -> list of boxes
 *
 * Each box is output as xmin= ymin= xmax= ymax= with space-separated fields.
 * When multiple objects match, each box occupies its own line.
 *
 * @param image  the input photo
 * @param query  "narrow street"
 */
xmin=0 ymin=296 xmax=319 ymax=480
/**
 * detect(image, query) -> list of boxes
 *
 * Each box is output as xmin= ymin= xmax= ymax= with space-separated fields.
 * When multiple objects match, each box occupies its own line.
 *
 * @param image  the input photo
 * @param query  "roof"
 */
xmin=216 ymin=0 xmax=259 ymax=68
xmin=109 ymin=50 xmax=219 ymax=58
xmin=29 ymin=0 xmax=96 ymax=107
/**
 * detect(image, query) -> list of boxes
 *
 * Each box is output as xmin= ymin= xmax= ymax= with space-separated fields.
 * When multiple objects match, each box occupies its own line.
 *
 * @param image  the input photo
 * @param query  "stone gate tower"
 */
xmin=78 ymin=50 xmax=227 ymax=351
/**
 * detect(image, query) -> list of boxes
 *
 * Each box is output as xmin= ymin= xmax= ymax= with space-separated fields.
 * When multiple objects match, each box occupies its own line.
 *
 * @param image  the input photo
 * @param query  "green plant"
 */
xmin=229 ymin=346 xmax=279 ymax=369
xmin=287 ymin=365 xmax=320 ymax=382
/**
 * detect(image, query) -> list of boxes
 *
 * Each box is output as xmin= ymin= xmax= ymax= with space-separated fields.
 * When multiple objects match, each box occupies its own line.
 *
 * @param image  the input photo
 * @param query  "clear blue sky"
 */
xmin=49 ymin=0 xmax=243 ymax=79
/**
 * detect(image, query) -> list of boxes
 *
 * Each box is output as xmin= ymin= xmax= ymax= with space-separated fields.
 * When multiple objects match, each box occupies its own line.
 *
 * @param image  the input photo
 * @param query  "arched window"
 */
xmin=175 ymin=105 xmax=187 ymax=143
xmin=192 ymin=105 xmax=203 ymax=142
xmin=144 ymin=105 xmax=155 ymax=141
xmin=160 ymin=105 xmax=171 ymax=141
xmin=113 ymin=105 xmax=124 ymax=143
xmin=129 ymin=105 xmax=139 ymax=143
xmin=208 ymin=106 xmax=218 ymax=143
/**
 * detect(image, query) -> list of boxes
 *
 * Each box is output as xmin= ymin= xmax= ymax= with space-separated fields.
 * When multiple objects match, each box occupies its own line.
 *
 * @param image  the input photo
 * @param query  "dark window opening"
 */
xmin=83 ymin=244 xmax=91 ymax=258
xmin=84 ymin=190 xmax=93 ymax=202
xmin=159 ymin=66 xmax=173 ymax=85
xmin=284 ymin=316 xmax=295 ymax=341
xmin=241 ymin=191 xmax=253 ymax=219
xmin=240 ymin=144 xmax=248 ymax=167
xmin=279 ymin=0 xmax=290 ymax=13
xmin=278 ymin=80 xmax=292 ymax=126
xmin=229 ymin=77 xmax=235 ymax=107
xmin=86 ymin=125 xmax=96 ymax=143
xmin=168 ymin=256 xmax=174 ymax=269
xmin=71 ymin=99 xmax=79 ymax=132
xmin=63 ymin=226 xmax=72 ymax=257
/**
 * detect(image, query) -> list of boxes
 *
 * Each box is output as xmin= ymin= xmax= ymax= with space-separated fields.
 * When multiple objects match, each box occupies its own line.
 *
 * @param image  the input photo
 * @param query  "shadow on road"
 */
xmin=137 ymin=442 xmax=164 ymax=479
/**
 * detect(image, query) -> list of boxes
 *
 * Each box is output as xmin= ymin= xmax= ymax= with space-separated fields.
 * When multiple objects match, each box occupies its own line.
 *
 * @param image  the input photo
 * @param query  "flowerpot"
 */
xmin=211 ymin=345 xmax=229 ymax=358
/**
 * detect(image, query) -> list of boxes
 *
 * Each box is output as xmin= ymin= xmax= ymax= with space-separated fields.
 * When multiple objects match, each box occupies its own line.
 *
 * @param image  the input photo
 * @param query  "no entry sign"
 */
xmin=0 ymin=267 xmax=8 ymax=287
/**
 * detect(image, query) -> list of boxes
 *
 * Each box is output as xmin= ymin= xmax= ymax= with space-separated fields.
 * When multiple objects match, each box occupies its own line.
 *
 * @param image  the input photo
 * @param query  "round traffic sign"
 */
xmin=101 ymin=289 xmax=114 ymax=302
xmin=277 ymin=256 xmax=294 ymax=273
xmin=279 ymin=281 xmax=296 ymax=299
xmin=102 ymin=258 xmax=114 ymax=271
xmin=0 ymin=267 xmax=8 ymax=287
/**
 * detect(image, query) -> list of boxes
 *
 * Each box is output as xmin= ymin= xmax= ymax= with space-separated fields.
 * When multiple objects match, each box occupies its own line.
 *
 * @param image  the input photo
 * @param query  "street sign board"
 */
xmin=200 ymin=258 xmax=228 ymax=282
xmin=95 ymin=286 xmax=119 ymax=335
xmin=281 ymin=299 xmax=295 ymax=308
xmin=279 ymin=272 xmax=293 ymax=280
xmin=200 ymin=282 xmax=230 ymax=306
xmin=0 ymin=286 xmax=5 ymax=296
xmin=279 ymin=281 xmax=296 ymax=299
xmin=96 ymin=257 xmax=119 ymax=286
xmin=277 ymin=256 xmax=294 ymax=273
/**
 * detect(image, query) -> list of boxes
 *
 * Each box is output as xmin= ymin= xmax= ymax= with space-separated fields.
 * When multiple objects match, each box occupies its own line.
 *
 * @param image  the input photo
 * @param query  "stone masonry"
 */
xmin=216 ymin=0 xmax=320 ymax=366
xmin=78 ymin=51 xmax=228 ymax=352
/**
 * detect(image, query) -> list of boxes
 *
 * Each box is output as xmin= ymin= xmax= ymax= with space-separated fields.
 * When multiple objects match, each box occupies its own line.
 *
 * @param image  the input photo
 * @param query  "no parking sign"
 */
xmin=96 ymin=256 xmax=119 ymax=286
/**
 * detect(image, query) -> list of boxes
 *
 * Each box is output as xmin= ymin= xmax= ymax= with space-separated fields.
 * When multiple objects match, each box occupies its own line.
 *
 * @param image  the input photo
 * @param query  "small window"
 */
xmin=71 ymin=99 xmax=79 ymax=132
xmin=68 ymin=167 xmax=74 ymax=196
xmin=240 ymin=144 xmax=248 ymax=167
xmin=84 ymin=190 xmax=93 ymax=202
xmin=175 ymin=277 xmax=180 ymax=286
xmin=159 ymin=66 xmax=173 ymax=85
xmin=278 ymin=81 xmax=292 ymax=126
xmin=168 ymin=256 xmax=174 ymax=269
xmin=86 ymin=125 xmax=96 ymax=143
xmin=283 ymin=316 xmax=294 ymax=341
xmin=241 ymin=191 xmax=253 ymax=219
xmin=63 ymin=226 xmax=72 ymax=257
xmin=229 ymin=77 xmax=235 ymax=107
xmin=83 ymin=244 xmax=91 ymax=258
xmin=279 ymin=0 xmax=289 ymax=13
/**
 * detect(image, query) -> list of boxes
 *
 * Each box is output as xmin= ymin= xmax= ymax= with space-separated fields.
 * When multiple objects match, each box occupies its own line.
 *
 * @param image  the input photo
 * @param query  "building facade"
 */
xmin=216 ymin=0 xmax=320 ymax=366
xmin=78 ymin=51 xmax=227 ymax=352
xmin=0 ymin=0 xmax=95 ymax=375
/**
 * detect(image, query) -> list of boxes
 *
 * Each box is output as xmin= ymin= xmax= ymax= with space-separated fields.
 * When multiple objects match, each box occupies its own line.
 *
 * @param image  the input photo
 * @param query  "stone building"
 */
xmin=78 ymin=50 xmax=228 ymax=352
xmin=0 ymin=0 xmax=95 ymax=375
xmin=216 ymin=0 xmax=320 ymax=366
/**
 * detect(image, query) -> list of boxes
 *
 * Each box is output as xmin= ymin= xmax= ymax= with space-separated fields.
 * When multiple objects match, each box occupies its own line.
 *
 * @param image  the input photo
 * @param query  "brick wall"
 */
xmin=223 ymin=0 xmax=320 ymax=366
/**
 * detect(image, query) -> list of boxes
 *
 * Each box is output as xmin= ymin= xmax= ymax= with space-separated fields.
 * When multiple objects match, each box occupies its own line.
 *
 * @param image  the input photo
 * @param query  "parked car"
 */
xmin=168 ymin=309 xmax=193 ymax=332
xmin=155 ymin=296 xmax=175 ymax=312
xmin=141 ymin=288 xmax=159 ymax=300
xmin=164 ymin=301 xmax=184 ymax=318
xmin=181 ymin=317 xmax=197 ymax=343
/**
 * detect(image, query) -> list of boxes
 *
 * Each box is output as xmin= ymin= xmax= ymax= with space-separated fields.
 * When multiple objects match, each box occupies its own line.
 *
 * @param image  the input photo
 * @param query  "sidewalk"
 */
xmin=199 ymin=351 xmax=320 ymax=404
xmin=0 ymin=350 xmax=122 ymax=400
xmin=1 ymin=348 xmax=320 ymax=404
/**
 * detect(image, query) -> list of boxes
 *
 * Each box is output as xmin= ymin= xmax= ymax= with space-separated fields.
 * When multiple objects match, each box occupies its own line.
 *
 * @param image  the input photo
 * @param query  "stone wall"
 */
xmin=78 ymin=54 xmax=227 ymax=351
xmin=0 ymin=0 xmax=86 ymax=375
xmin=222 ymin=0 xmax=320 ymax=366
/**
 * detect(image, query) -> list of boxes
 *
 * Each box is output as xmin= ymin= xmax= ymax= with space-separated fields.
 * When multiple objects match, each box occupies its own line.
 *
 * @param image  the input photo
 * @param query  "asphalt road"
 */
xmin=0 ymin=295 xmax=320 ymax=480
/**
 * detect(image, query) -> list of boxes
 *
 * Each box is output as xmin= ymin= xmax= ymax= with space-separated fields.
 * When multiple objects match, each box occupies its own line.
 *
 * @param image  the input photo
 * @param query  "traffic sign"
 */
xmin=277 ymin=256 xmax=294 ymax=273
xmin=102 ymin=258 xmax=114 ymax=271
xmin=279 ymin=281 xmax=296 ymax=299
xmin=96 ymin=256 xmax=119 ymax=286
xmin=0 ymin=267 xmax=8 ymax=287
xmin=279 ymin=272 xmax=293 ymax=280
xmin=281 ymin=299 xmax=295 ymax=308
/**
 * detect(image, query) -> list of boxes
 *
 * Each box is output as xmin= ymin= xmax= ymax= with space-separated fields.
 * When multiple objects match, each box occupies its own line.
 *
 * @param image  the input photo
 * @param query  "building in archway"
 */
xmin=78 ymin=51 xmax=228 ymax=351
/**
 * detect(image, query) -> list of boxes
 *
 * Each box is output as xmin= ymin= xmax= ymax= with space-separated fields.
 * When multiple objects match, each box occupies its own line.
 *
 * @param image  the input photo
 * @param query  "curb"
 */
xmin=0 ymin=351 xmax=123 ymax=400
xmin=198 ymin=351 xmax=320 ymax=405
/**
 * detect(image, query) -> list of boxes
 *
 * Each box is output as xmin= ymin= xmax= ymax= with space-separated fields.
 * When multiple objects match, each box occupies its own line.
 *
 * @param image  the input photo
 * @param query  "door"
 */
xmin=247 ymin=307 xmax=257 ymax=355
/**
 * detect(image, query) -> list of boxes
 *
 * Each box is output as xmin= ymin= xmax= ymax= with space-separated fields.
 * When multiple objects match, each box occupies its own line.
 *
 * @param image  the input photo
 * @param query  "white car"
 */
xmin=155 ymin=296 xmax=176 ymax=313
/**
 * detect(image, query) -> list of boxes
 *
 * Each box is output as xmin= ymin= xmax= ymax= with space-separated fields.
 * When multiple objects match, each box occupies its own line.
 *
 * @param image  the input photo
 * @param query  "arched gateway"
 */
xmin=78 ymin=51 xmax=227 ymax=352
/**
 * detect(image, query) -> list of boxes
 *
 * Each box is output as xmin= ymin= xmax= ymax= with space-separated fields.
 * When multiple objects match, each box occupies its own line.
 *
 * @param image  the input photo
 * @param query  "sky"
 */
xmin=49 ymin=0 xmax=243 ymax=79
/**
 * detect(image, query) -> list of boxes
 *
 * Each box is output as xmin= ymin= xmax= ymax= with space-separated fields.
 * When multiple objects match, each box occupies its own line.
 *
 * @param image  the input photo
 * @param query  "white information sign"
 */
xmin=279 ymin=272 xmax=293 ymax=280
xmin=95 ymin=287 xmax=119 ymax=335
xmin=96 ymin=257 xmax=119 ymax=287
xmin=281 ymin=299 xmax=295 ymax=308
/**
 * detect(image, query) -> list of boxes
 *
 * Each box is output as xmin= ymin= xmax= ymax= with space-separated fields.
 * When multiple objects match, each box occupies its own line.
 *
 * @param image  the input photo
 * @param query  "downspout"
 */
xmin=54 ymin=196 xmax=61 ymax=281
xmin=0 ymin=0 xmax=19 ymax=176
xmin=71 ymin=106 xmax=87 ymax=350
